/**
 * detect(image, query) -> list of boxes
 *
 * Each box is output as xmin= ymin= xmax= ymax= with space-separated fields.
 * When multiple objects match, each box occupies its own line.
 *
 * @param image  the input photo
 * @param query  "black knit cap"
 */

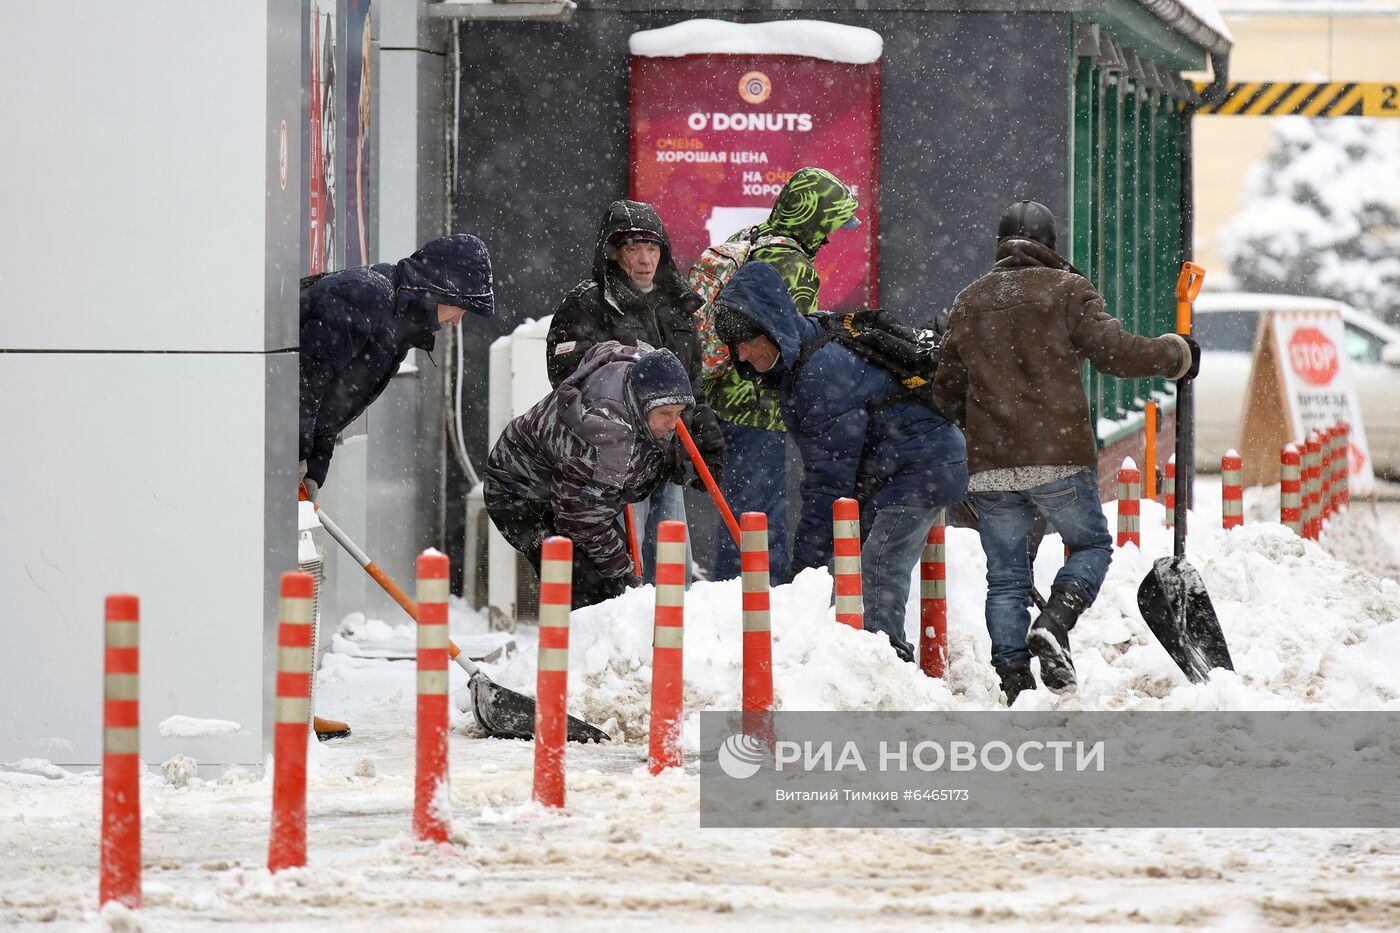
xmin=626 ymin=348 xmax=694 ymax=417
xmin=714 ymin=303 xmax=766 ymax=346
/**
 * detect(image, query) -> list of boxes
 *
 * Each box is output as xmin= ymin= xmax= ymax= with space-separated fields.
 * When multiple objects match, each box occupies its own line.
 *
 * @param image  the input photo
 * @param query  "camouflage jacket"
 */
xmin=481 ymin=342 xmax=665 ymax=579
xmin=692 ymin=167 xmax=860 ymax=432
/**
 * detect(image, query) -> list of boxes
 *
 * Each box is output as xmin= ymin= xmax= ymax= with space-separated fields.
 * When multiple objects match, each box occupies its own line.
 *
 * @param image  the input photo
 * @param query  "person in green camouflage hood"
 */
xmin=696 ymin=167 xmax=860 ymax=583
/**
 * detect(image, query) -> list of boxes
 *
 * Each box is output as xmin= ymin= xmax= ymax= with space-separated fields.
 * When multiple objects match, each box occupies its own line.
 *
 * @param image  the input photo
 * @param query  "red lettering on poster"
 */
xmin=630 ymin=54 xmax=881 ymax=308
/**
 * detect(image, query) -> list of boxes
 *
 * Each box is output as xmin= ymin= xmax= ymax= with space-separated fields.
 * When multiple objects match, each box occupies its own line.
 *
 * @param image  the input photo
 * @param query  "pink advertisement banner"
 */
xmin=630 ymin=53 xmax=881 ymax=308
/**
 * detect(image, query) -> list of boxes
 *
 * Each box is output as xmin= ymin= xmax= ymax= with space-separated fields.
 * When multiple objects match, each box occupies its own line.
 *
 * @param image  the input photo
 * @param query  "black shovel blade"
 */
xmin=1136 ymin=556 xmax=1234 ymax=684
xmin=468 ymin=674 xmax=609 ymax=744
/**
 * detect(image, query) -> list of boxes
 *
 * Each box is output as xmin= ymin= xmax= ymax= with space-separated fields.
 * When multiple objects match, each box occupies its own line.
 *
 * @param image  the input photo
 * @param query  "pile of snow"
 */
xmin=158 ymin=716 xmax=242 ymax=738
xmin=629 ymin=19 xmax=883 ymax=65
xmin=467 ymin=487 xmax=1400 ymax=746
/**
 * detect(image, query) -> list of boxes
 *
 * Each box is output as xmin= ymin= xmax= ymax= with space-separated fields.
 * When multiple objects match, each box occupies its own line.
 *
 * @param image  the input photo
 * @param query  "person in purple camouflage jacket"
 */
xmin=482 ymin=342 xmax=694 ymax=609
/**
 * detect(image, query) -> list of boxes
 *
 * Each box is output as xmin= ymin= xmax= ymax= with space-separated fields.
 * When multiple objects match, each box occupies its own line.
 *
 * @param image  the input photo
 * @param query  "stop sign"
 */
xmin=1287 ymin=327 xmax=1339 ymax=386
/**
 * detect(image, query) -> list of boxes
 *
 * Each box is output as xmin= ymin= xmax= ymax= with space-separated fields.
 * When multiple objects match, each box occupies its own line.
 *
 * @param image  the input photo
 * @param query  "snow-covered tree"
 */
xmin=1219 ymin=116 xmax=1400 ymax=325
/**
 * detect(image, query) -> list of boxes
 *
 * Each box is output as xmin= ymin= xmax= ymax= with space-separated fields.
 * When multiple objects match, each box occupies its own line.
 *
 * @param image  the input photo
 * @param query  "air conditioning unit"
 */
xmin=466 ymin=316 xmax=553 ymax=628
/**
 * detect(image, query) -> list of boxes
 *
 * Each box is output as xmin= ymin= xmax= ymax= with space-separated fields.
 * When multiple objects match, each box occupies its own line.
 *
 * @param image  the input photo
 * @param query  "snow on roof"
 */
xmin=629 ymin=19 xmax=883 ymax=64
xmin=1174 ymin=0 xmax=1232 ymax=42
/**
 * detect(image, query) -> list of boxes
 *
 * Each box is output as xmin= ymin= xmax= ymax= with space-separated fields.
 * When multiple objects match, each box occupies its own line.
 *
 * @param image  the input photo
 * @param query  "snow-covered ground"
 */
xmin=4 ymin=482 xmax=1400 ymax=930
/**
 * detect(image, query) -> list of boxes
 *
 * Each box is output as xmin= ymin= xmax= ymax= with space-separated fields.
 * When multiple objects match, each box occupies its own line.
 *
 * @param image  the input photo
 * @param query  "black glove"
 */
xmin=1182 ymin=335 xmax=1202 ymax=380
xmin=601 ymin=571 xmax=643 ymax=601
xmin=691 ymin=458 xmax=723 ymax=492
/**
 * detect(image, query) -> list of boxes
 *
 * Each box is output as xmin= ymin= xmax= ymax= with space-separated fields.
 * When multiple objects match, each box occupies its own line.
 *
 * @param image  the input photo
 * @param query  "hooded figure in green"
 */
xmin=702 ymin=167 xmax=860 ymax=583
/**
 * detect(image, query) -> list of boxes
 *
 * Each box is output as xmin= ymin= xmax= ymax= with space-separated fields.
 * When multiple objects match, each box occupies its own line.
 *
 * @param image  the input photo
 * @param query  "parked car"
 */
xmin=1192 ymin=292 xmax=1400 ymax=477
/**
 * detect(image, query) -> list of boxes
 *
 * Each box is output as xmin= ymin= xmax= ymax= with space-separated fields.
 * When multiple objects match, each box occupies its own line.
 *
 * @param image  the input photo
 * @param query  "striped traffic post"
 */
xmin=1280 ymin=444 xmax=1303 ymax=536
xmin=533 ymin=536 xmax=571 ymax=809
xmin=1164 ymin=455 xmax=1176 ymax=529
xmin=1221 ymin=450 xmax=1244 ymax=530
xmin=101 ymin=594 xmax=141 ymax=908
xmin=1328 ymin=424 xmax=1343 ymax=516
xmin=919 ymin=512 xmax=948 ymax=679
xmin=1339 ymin=421 xmax=1351 ymax=507
xmin=414 ymin=551 xmax=451 ymax=843
xmin=1320 ymin=426 xmax=1334 ymax=524
xmin=833 ymin=498 xmax=863 ymax=630
xmin=1304 ymin=432 xmax=1321 ymax=539
xmin=739 ymin=513 xmax=773 ymax=739
xmin=1116 ymin=458 xmax=1141 ymax=548
xmin=268 ymin=573 xmax=316 ymax=873
xmin=648 ymin=521 xmax=687 ymax=775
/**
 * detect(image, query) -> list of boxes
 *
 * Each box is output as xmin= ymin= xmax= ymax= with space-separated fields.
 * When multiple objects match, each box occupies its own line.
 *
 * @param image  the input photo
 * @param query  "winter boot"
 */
xmin=1027 ymin=584 xmax=1090 ymax=692
xmin=314 ymin=715 xmax=352 ymax=742
xmin=995 ymin=662 xmax=1036 ymax=707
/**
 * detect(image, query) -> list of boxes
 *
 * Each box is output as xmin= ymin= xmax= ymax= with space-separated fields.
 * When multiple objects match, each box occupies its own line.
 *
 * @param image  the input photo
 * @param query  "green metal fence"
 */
xmin=1068 ymin=23 xmax=1190 ymax=447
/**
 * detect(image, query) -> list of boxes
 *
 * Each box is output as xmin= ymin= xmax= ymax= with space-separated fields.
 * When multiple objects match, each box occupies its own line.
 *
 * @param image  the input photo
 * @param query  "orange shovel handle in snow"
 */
xmin=675 ymin=420 xmax=741 ymax=546
xmin=301 ymin=484 xmax=463 ymax=663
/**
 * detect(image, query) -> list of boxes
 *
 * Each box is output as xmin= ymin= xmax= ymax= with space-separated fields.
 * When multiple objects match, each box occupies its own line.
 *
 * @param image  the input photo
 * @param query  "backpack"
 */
xmin=688 ymin=226 xmax=803 ymax=374
xmin=793 ymin=309 xmax=945 ymax=414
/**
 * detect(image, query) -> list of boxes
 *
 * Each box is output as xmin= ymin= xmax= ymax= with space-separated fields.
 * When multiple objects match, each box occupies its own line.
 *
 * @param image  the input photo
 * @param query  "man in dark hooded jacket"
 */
xmin=712 ymin=262 xmax=968 ymax=664
xmin=547 ymin=201 xmax=723 ymax=581
xmin=299 ymin=233 xmax=493 ymax=496
xmin=932 ymin=201 xmax=1198 ymax=705
xmin=695 ymin=168 xmax=862 ymax=585
xmin=297 ymin=233 xmax=492 ymax=740
xmin=483 ymin=343 xmax=695 ymax=609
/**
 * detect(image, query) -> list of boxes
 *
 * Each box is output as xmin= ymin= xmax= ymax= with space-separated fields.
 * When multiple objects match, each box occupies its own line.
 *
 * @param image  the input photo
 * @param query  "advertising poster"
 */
xmin=307 ymin=0 xmax=338 ymax=274
xmin=344 ymin=0 xmax=374 ymax=268
xmin=629 ymin=23 xmax=882 ymax=308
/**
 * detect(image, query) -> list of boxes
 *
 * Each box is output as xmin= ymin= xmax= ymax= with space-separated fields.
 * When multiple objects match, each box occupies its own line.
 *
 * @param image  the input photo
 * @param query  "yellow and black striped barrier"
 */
xmin=1194 ymin=81 xmax=1400 ymax=117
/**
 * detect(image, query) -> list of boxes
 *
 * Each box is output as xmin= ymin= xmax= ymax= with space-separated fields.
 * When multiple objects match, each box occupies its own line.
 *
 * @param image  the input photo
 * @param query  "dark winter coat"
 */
xmin=299 ymin=234 xmax=493 ymax=485
xmin=546 ymin=200 xmax=725 ymax=482
xmin=931 ymin=237 xmax=1191 ymax=476
xmin=481 ymin=342 xmax=678 ymax=580
xmin=716 ymin=262 xmax=968 ymax=578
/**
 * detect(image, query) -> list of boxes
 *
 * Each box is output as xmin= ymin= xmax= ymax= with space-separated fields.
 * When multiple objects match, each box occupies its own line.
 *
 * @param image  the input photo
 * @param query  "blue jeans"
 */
xmin=712 ymin=421 xmax=791 ymax=584
xmin=972 ymin=471 xmax=1113 ymax=669
xmin=629 ymin=480 xmax=688 ymax=584
xmin=860 ymin=504 xmax=940 ymax=664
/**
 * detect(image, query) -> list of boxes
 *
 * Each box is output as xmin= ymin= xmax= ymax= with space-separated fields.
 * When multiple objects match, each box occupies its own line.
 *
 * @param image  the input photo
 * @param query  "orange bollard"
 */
xmin=919 ymin=513 xmax=948 ymax=679
xmin=1144 ymin=401 xmax=1158 ymax=501
xmin=101 ymin=594 xmax=141 ymax=908
xmin=648 ymin=521 xmax=687 ymax=775
xmin=739 ymin=513 xmax=773 ymax=738
xmin=1304 ymin=432 xmax=1321 ymax=539
xmin=414 ymin=551 xmax=451 ymax=843
xmin=268 ymin=573 xmax=316 ymax=873
xmin=1328 ymin=424 xmax=1343 ymax=517
xmin=1221 ymin=450 xmax=1244 ymax=530
xmin=1339 ymin=421 xmax=1351 ymax=508
xmin=1280 ymin=444 xmax=1303 ymax=536
xmin=833 ymin=498 xmax=863 ymax=629
xmin=533 ymin=536 xmax=572 ymax=808
xmin=1320 ymin=426 xmax=1334 ymax=524
xmin=1164 ymin=455 xmax=1176 ymax=529
xmin=1116 ymin=458 xmax=1141 ymax=548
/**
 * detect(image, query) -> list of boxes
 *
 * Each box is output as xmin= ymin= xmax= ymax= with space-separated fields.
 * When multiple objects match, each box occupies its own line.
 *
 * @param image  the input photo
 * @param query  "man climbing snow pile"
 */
xmin=711 ymin=260 xmax=968 ymax=664
xmin=932 ymin=200 xmax=1198 ymax=705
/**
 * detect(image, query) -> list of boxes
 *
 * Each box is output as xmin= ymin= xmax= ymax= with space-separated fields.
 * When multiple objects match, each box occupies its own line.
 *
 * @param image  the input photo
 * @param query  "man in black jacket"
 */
xmin=546 ymin=201 xmax=724 ymax=579
xmin=298 ymin=233 xmax=492 ymax=739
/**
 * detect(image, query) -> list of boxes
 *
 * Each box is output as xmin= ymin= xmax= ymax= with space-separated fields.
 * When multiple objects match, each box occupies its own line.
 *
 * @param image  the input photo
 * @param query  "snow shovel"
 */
xmin=675 ymin=420 xmax=741 ymax=545
xmin=1135 ymin=263 xmax=1235 ymax=684
xmin=306 ymin=496 xmax=609 ymax=743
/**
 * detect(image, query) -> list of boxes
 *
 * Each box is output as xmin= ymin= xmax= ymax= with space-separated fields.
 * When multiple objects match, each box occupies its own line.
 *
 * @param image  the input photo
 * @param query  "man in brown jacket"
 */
xmin=932 ymin=200 xmax=1198 ymax=704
